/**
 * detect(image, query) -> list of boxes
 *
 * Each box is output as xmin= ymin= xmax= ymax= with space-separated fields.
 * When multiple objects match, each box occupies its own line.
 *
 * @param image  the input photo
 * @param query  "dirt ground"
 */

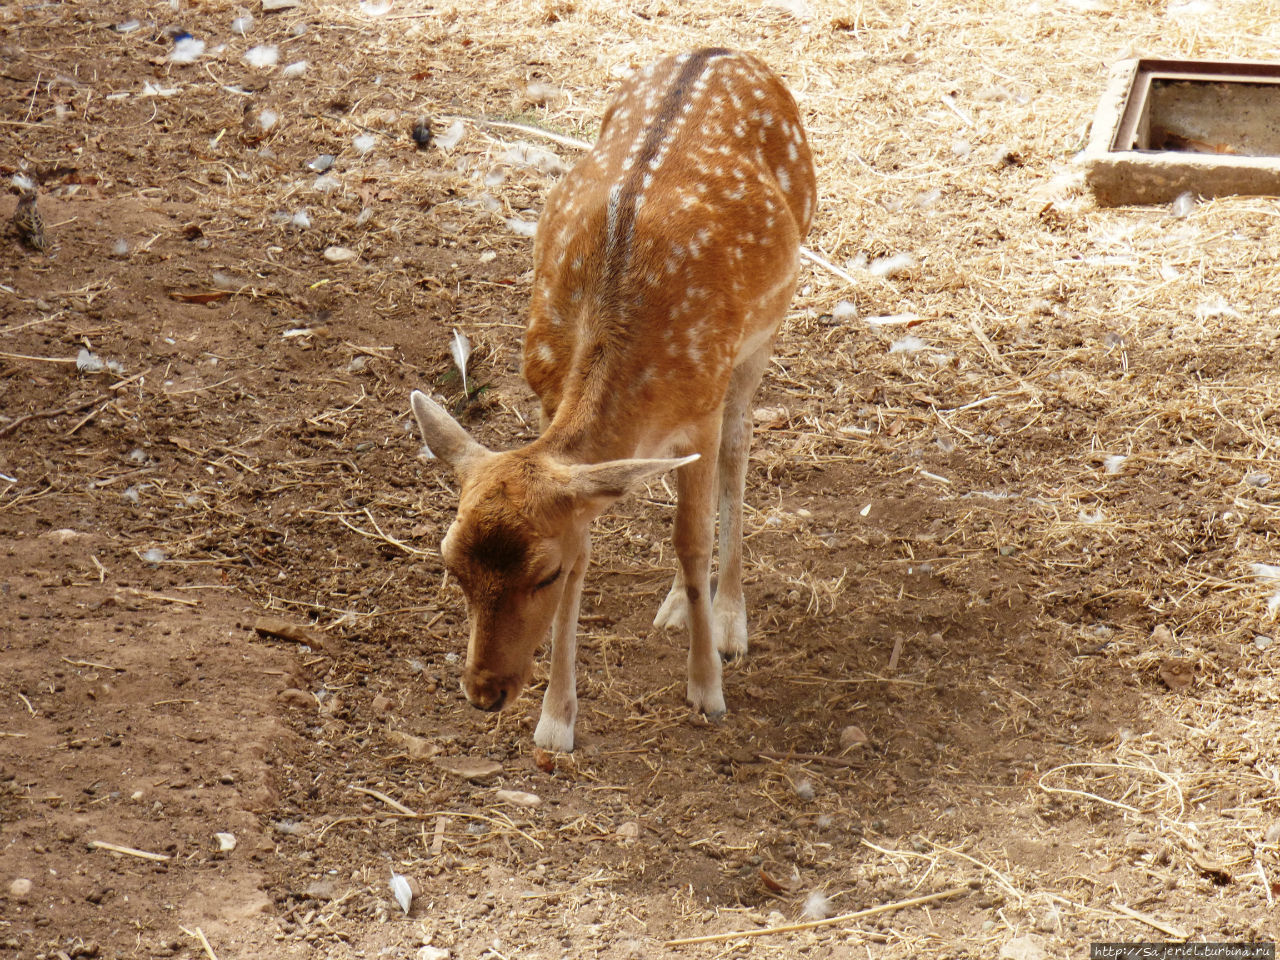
xmin=4 ymin=1 xmax=1280 ymax=958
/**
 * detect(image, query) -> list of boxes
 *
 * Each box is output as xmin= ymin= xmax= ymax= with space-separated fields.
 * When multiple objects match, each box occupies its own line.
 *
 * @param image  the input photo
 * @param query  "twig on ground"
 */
xmin=664 ymin=883 xmax=975 ymax=946
xmin=0 ymin=397 xmax=100 ymax=438
xmin=756 ymin=750 xmax=858 ymax=769
xmin=179 ymin=926 xmax=220 ymax=960
xmin=1111 ymin=903 xmax=1188 ymax=939
xmin=351 ymin=785 xmax=419 ymax=816
xmin=799 ymin=246 xmax=861 ymax=287
xmin=336 ymin=511 xmax=434 ymax=557
xmin=88 ymin=839 xmax=171 ymax=862
xmin=61 ymin=657 xmax=124 ymax=672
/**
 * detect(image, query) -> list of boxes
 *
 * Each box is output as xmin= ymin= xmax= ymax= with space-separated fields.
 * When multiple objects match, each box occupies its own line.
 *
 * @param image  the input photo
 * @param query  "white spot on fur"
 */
xmin=776 ymin=166 xmax=791 ymax=192
xmin=537 ymin=342 xmax=556 ymax=365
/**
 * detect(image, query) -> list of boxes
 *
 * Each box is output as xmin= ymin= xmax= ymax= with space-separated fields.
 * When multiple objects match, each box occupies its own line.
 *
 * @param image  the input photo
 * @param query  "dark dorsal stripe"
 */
xmin=604 ymin=48 xmax=731 ymax=292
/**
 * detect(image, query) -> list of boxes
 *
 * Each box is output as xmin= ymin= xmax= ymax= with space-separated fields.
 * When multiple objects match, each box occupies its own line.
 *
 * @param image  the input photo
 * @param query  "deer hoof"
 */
xmin=533 ymin=712 xmax=576 ymax=753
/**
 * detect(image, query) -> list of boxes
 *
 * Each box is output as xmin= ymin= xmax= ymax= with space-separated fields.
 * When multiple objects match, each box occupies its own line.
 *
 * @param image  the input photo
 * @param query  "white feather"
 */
xmin=169 ymin=37 xmax=205 ymax=64
xmin=390 ymin=870 xmax=412 ymax=914
xmin=1103 ymin=454 xmax=1127 ymax=475
xmin=433 ymin=119 xmax=465 ymax=150
xmin=450 ymin=329 xmax=472 ymax=396
xmin=1252 ymin=563 xmax=1280 ymax=584
xmin=802 ymin=890 xmax=832 ymax=920
xmin=243 ymin=44 xmax=279 ymax=68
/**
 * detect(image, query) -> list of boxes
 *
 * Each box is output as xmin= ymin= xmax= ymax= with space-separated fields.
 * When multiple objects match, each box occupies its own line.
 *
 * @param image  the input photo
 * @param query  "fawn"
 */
xmin=411 ymin=47 xmax=816 ymax=751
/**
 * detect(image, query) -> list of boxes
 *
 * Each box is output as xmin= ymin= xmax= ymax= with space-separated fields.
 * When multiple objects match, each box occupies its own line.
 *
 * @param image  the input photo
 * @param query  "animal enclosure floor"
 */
xmin=3 ymin=1 xmax=1280 ymax=957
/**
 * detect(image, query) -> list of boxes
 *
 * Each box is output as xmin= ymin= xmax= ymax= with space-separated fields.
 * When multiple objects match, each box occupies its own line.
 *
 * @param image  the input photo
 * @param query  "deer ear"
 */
xmin=410 ymin=390 xmax=490 ymax=475
xmin=565 ymin=454 xmax=699 ymax=512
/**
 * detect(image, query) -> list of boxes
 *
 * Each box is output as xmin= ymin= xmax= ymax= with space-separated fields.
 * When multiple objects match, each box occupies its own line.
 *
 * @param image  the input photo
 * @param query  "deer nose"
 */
xmin=461 ymin=676 xmax=508 ymax=712
xmin=479 ymin=688 xmax=507 ymax=712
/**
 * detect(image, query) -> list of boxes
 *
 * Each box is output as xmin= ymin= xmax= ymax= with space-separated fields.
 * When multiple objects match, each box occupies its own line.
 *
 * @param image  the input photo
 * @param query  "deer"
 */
xmin=410 ymin=47 xmax=817 ymax=752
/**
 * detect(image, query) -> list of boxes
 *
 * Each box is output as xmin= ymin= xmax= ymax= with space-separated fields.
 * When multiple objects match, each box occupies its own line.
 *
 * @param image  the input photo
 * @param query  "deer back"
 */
xmin=523 ymin=49 xmax=817 ymax=460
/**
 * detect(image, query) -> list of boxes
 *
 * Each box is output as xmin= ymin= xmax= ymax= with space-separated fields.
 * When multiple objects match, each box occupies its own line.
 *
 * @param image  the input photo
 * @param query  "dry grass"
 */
xmin=5 ymin=0 xmax=1280 ymax=955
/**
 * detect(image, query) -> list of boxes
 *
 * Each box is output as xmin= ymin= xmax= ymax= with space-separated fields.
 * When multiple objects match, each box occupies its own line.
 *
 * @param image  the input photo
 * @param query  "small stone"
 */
xmin=277 ymin=688 xmax=314 ymax=708
xmin=1151 ymin=624 xmax=1174 ymax=646
xmin=417 ymin=947 xmax=450 ymax=960
xmin=839 ymin=725 xmax=869 ymax=750
xmin=616 ymin=821 xmax=640 ymax=839
xmin=371 ymin=693 xmax=393 ymax=714
xmin=215 ymin=832 xmax=237 ymax=852
xmin=494 ymin=789 xmax=541 ymax=807
xmin=323 ymin=246 xmax=358 ymax=263
xmin=434 ymin=757 xmax=503 ymax=782
xmin=1034 ymin=904 xmax=1060 ymax=933
xmin=1158 ymin=658 xmax=1194 ymax=691
xmin=1000 ymin=934 xmax=1047 ymax=960
xmin=753 ymin=406 xmax=788 ymax=429
xmin=306 ymin=879 xmax=339 ymax=901
xmin=9 ymin=878 xmax=32 ymax=898
xmin=386 ymin=730 xmax=440 ymax=759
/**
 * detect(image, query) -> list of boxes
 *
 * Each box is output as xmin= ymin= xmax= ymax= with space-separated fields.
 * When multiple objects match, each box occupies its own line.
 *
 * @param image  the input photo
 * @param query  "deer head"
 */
xmin=410 ymin=391 xmax=694 ymax=712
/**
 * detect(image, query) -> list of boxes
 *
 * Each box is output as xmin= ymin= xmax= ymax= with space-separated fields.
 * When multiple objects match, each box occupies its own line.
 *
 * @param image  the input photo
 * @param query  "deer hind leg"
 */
xmin=653 ymin=567 xmax=689 ymax=632
xmin=671 ymin=424 xmax=726 ymax=718
xmin=711 ymin=343 xmax=772 ymax=660
xmin=533 ymin=533 xmax=590 ymax=752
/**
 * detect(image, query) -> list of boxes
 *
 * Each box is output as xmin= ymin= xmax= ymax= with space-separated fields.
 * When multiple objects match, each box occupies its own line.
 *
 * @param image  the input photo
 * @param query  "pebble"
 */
xmin=306 ymin=878 xmax=339 ymax=901
xmin=9 ymin=877 xmax=31 ymax=898
xmin=840 ymin=724 xmax=869 ymax=749
xmin=323 ymin=246 xmax=358 ymax=263
xmin=434 ymin=757 xmax=503 ymax=782
xmin=386 ymin=730 xmax=439 ymax=759
xmin=277 ymin=688 xmax=314 ymax=708
xmin=417 ymin=947 xmax=450 ymax=960
xmin=1000 ymin=934 xmax=1047 ymax=960
xmin=494 ymin=789 xmax=541 ymax=807
xmin=1034 ymin=903 xmax=1060 ymax=932
xmin=370 ymin=693 xmax=393 ymax=714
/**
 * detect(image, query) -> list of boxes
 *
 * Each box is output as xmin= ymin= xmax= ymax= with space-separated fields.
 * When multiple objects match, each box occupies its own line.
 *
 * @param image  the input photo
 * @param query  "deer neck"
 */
xmin=532 ymin=320 xmax=656 ymax=464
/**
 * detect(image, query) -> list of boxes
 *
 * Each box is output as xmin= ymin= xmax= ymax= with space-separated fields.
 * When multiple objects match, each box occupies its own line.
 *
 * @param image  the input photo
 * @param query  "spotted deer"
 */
xmin=411 ymin=48 xmax=816 ymax=751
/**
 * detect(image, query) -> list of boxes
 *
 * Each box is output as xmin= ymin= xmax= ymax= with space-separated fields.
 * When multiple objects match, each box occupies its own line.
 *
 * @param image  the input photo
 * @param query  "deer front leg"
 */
xmin=671 ymin=439 xmax=725 ymax=718
xmin=534 ymin=534 xmax=590 ymax=752
xmin=711 ymin=343 xmax=771 ymax=659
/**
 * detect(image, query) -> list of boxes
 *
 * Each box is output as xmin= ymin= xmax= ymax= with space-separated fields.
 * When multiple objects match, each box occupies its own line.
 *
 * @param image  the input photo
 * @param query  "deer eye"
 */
xmin=533 ymin=567 xmax=562 ymax=592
